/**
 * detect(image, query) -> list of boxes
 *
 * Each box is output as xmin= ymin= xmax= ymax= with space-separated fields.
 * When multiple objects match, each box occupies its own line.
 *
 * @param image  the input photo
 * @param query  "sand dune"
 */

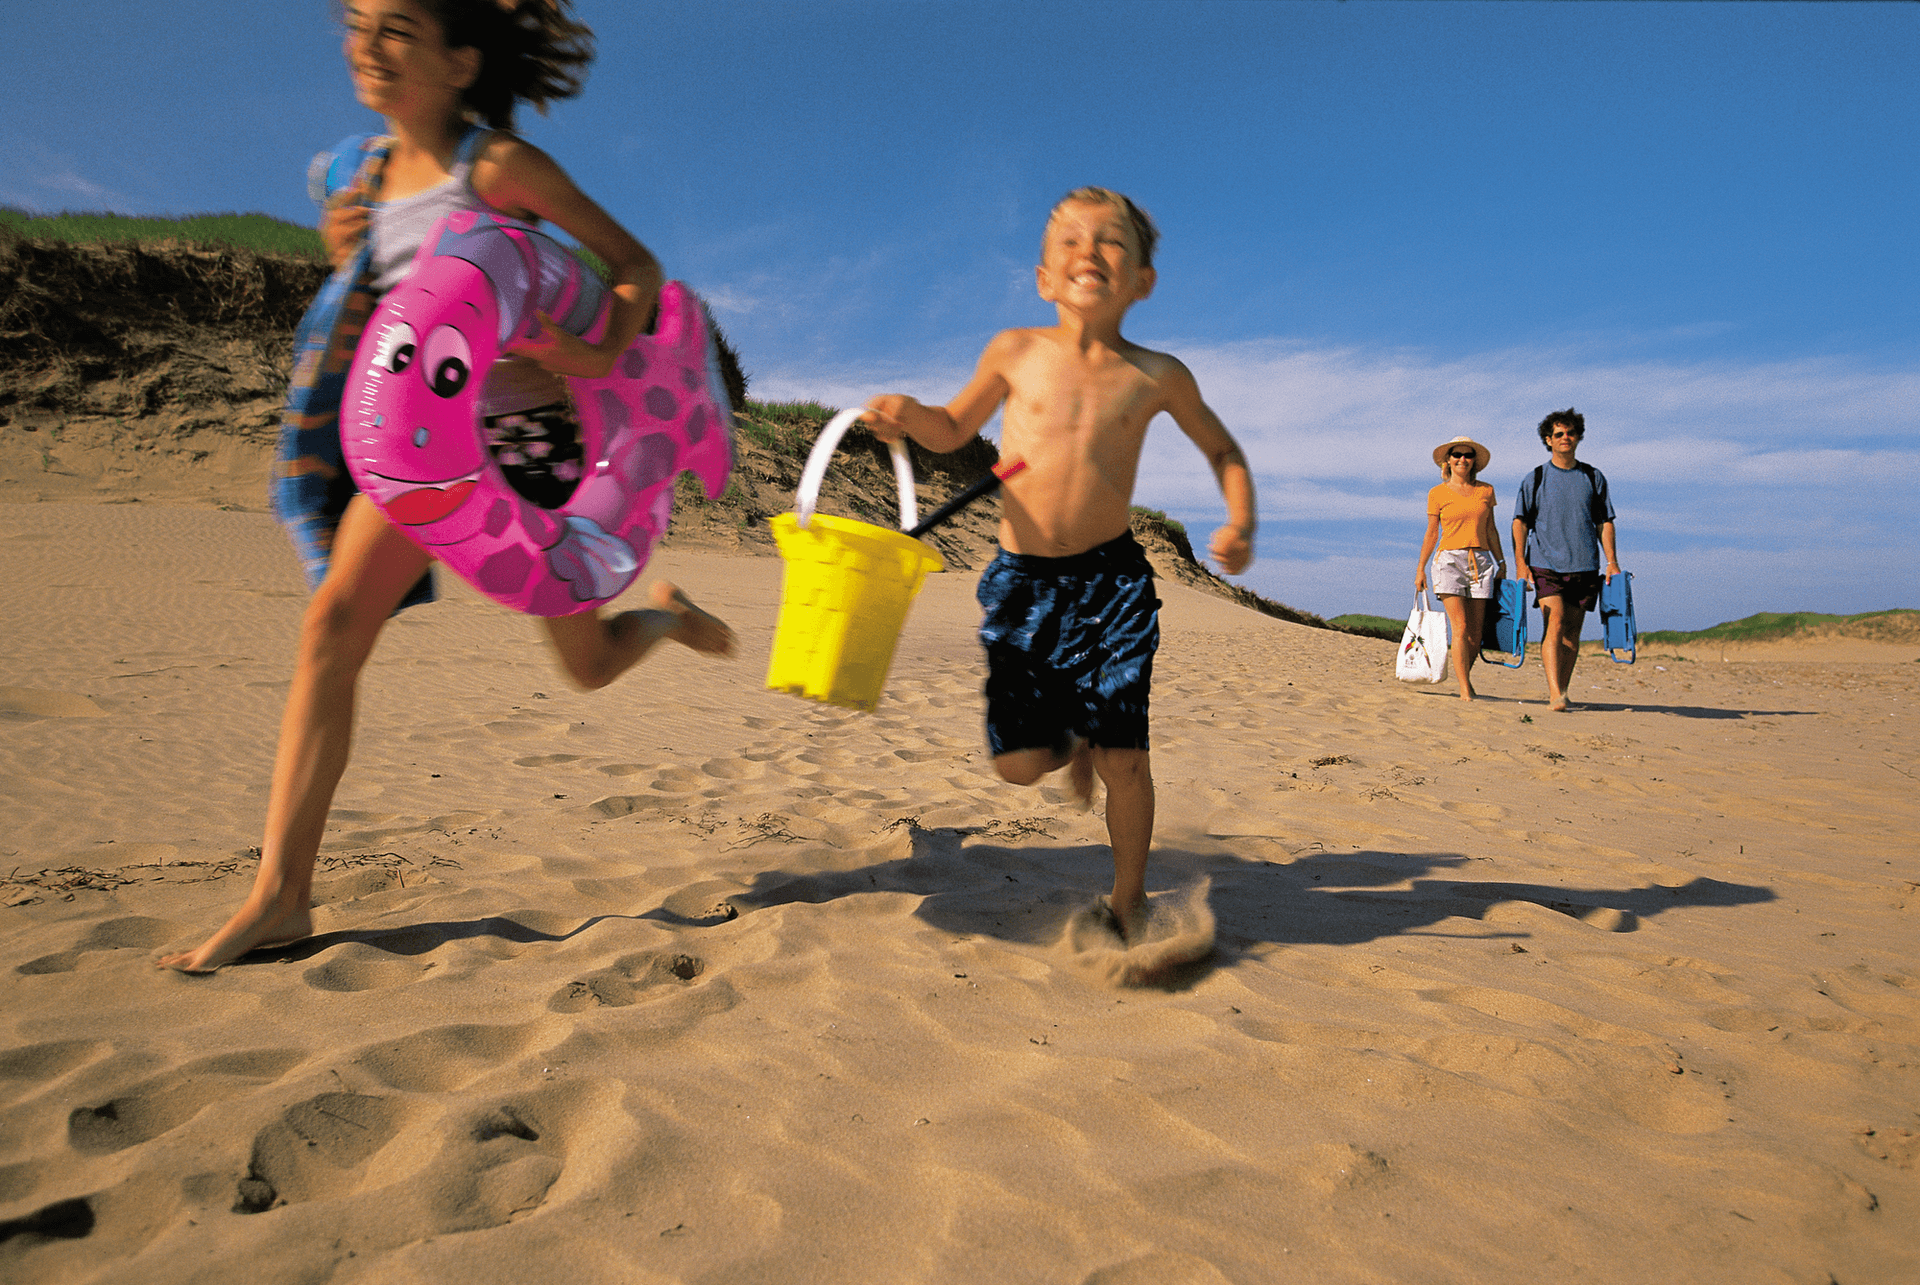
xmin=3 ymin=501 xmax=1916 ymax=1283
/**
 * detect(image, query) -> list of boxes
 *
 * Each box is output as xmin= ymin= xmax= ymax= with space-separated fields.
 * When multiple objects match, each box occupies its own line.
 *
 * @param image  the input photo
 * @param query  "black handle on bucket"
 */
xmin=905 ymin=459 xmax=1027 ymax=540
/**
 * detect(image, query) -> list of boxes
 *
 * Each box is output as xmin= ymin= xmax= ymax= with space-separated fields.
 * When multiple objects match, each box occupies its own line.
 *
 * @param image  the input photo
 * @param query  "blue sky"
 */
xmin=4 ymin=1 xmax=1914 ymax=630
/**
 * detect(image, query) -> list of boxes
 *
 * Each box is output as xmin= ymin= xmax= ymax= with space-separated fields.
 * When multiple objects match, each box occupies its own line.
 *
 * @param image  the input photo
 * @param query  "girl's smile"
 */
xmin=342 ymin=0 xmax=476 ymax=118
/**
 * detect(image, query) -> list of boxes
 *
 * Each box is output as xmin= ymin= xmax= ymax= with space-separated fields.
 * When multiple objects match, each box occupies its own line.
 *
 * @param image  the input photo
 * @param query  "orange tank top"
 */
xmin=1428 ymin=482 xmax=1497 ymax=551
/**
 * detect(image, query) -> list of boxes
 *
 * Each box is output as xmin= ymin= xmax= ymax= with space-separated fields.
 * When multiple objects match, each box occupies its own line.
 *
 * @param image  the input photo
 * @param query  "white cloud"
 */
xmin=0 ymin=144 xmax=126 ymax=211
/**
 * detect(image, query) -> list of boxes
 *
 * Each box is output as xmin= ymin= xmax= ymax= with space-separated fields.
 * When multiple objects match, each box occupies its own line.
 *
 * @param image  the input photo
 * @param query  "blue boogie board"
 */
xmin=1599 ymin=571 xmax=1636 ymax=664
xmin=1480 ymin=576 xmax=1528 ymax=668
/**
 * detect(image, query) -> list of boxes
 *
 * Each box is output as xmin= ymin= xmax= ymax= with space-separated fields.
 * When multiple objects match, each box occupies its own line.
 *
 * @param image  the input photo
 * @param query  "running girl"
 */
xmin=161 ymin=0 xmax=732 ymax=972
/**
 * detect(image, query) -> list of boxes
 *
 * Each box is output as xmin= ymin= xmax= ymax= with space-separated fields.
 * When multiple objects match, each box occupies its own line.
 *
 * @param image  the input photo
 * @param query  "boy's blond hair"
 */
xmin=1047 ymin=187 xmax=1160 ymax=269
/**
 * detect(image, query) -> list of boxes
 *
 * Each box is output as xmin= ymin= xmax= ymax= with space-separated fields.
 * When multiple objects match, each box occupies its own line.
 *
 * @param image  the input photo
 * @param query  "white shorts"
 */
xmin=1430 ymin=549 xmax=1500 ymax=598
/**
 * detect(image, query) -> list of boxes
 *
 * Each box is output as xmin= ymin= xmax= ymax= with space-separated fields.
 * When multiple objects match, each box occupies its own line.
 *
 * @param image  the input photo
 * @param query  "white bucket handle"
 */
xmin=794 ymin=408 xmax=918 ymax=532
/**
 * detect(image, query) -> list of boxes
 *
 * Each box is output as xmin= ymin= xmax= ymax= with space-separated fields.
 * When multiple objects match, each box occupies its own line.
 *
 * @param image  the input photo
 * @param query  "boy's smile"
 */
xmin=1037 ymin=200 xmax=1155 ymax=313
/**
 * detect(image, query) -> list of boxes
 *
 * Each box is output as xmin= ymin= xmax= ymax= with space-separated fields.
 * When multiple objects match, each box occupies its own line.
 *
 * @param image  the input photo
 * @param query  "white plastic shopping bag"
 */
xmin=1395 ymin=592 xmax=1449 ymax=684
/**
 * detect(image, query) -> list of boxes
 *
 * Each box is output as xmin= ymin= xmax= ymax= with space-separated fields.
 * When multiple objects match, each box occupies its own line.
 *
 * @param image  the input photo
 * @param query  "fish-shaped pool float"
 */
xmin=341 ymin=210 xmax=733 ymax=615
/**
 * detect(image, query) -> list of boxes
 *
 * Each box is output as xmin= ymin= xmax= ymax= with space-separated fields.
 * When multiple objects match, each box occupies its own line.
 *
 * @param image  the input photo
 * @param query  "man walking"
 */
xmin=1511 ymin=408 xmax=1621 ymax=712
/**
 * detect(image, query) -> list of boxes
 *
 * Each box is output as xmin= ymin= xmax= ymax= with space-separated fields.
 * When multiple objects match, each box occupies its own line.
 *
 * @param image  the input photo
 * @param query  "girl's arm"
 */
xmin=473 ymin=136 xmax=664 ymax=379
xmin=1416 ymin=512 xmax=1440 ymax=590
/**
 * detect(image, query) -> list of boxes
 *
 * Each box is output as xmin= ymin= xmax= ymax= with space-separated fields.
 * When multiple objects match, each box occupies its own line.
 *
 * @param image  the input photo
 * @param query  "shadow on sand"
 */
xmin=227 ymin=826 xmax=1774 ymax=992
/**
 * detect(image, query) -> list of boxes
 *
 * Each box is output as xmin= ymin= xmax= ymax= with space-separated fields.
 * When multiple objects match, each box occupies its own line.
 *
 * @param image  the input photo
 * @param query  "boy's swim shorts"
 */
xmin=1532 ymin=567 xmax=1602 ymax=613
xmin=976 ymin=531 xmax=1160 ymax=755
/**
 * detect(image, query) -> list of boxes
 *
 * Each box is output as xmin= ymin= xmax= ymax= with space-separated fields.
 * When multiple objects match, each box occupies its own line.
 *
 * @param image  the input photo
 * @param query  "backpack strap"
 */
xmin=454 ymin=122 xmax=490 ymax=166
xmin=307 ymin=133 xmax=393 ymax=206
xmin=1577 ymin=461 xmax=1608 ymax=527
xmin=1520 ymin=464 xmax=1545 ymax=527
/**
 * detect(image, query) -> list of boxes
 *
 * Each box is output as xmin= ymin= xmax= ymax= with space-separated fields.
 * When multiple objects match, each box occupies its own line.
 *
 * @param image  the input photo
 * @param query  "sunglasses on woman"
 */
xmin=1448 ymin=451 xmax=1476 ymax=460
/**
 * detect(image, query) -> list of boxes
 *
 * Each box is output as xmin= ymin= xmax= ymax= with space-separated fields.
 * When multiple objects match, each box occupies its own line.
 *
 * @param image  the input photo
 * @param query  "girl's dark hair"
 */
xmin=422 ymin=0 xmax=595 ymax=130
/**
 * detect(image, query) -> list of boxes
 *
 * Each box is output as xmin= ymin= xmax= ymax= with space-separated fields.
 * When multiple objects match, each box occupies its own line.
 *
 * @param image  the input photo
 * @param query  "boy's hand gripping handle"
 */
xmin=794 ymin=409 xmax=918 ymax=532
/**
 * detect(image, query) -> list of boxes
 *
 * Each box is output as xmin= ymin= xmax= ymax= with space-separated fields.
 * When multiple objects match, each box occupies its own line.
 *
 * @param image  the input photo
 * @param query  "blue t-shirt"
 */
xmin=1514 ymin=461 xmax=1614 ymax=573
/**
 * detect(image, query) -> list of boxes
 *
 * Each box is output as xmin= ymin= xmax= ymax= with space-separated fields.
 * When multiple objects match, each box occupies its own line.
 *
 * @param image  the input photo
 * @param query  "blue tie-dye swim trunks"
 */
xmin=976 ymin=531 xmax=1161 ymax=755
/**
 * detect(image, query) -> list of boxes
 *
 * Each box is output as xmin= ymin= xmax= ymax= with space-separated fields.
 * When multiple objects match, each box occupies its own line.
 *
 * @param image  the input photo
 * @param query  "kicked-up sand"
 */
xmin=2 ymin=501 xmax=1916 ymax=1283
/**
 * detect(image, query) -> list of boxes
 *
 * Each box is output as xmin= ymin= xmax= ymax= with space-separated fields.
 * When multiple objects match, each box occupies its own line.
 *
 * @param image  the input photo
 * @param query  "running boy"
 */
xmin=862 ymin=188 xmax=1257 ymax=939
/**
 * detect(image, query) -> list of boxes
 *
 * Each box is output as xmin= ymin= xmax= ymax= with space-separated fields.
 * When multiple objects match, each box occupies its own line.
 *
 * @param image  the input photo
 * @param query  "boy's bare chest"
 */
xmin=1003 ymin=351 xmax=1162 ymax=434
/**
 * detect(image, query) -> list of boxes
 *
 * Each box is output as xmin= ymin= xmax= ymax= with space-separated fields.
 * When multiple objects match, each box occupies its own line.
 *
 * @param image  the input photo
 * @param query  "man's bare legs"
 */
xmin=1439 ymin=593 xmax=1487 ymax=701
xmin=993 ymin=742 xmax=1152 ymax=940
xmin=160 ymin=506 xmax=736 ymax=974
xmin=1538 ymin=593 xmax=1588 ymax=712
xmin=158 ymin=497 xmax=430 ymax=973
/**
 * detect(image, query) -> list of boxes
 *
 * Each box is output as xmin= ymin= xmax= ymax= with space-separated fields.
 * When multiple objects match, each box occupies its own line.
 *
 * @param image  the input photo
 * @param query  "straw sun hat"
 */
xmin=1432 ymin=435 xmax=1491 ymax=470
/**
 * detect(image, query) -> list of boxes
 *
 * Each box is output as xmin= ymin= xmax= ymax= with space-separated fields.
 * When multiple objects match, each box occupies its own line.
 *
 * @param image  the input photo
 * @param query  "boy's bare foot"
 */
xmin=1095 ymin=893 xmax=1150 ymax=945
xmin=1549 ymin=695 xmax=1575 ymax=712
xmin=156 ymin=902 xmax=314 ymax=974
xmin=647 ymin=581 xmax=735 ymax=655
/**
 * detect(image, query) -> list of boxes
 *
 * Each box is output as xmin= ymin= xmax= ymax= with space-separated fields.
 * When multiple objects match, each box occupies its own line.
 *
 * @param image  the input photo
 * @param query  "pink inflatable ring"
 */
xmin=340 ymin=210 xmax=733 ymax=616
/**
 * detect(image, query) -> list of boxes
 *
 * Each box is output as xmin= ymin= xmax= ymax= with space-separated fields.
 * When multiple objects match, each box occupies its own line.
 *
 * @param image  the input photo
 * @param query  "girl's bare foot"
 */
xmin=648 ymin=581 xmax=734 ymax=655
xmin=157 ymin=901 xmax=314 ymax=974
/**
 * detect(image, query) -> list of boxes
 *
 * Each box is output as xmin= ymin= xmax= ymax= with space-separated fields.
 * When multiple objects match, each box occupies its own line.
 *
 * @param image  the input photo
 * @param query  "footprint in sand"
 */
xmin=548 ymin=951 xmax=704 ymax=1012
xmin=67 ymin=1049 xmax=307 ymax=1156
xmin=0 ymin=1040 xmax=106 ymax=1109
xmin=352 ymin=1022 xmax=547 ymax=1094
xmin=655 ymin=881 xmax=745 ymax=927
xmin=403 ymin=1096 xmax=571 ymax=1234
xmin=17 ymin=916 xmax=181 ymax=975
xmin=233 ymin=1091 xmax=419 ymax=1212
xmin=302 ymin=945 xmax=432 ymax=994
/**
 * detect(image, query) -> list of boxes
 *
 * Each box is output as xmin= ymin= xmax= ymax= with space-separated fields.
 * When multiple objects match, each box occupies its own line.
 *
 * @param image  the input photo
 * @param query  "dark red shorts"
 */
xmin=1533 ymin=568 xmax=1601 ymax=613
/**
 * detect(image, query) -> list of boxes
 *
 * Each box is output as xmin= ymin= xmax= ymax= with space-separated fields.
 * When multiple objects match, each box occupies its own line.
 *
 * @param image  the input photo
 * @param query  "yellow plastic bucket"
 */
xmin=766 ymin=409 xmax=946 ymax=711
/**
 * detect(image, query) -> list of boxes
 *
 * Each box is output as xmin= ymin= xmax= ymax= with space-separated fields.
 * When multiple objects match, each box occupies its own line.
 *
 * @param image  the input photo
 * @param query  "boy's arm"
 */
xmin=1160 ymin=359 xmax=1257 ymax=575
xmin=862 ymin=333 xmax=1016 ymax=454
xmin=1599 ymin=520 xmax=1620 ymax=582
xmin=1511 ymin=517 xmax=1532 ymax=583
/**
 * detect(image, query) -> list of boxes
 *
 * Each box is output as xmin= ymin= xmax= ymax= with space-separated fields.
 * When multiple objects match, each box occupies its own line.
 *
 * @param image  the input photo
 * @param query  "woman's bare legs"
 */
xmin=1440 ymin=593 xmax=1487 ymax=700
xmin=542 ymin=581 xmax=734 ymax=690
xmin=159 ymin=497 xmax=432 ymax=973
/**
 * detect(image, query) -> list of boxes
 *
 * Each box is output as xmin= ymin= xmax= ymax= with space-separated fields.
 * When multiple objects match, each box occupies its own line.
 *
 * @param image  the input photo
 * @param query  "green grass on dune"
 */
xmin=1 ymin=207 xmax=326 ymax=260
xmin=736 ymin=401 xmax=840 ymax=455
xmin=1129 ymin=507 xmax=1186 ymax=539
xmin=1641 ymin=608 xmax=1920 ymax=645
xmin=1330 ymin=613 xmax=1404 ymax=637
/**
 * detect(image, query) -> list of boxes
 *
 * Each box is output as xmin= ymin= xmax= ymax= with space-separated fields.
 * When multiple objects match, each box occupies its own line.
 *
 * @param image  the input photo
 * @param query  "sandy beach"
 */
xmin=3 ymin=498 xmax=1916 ymax=1283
